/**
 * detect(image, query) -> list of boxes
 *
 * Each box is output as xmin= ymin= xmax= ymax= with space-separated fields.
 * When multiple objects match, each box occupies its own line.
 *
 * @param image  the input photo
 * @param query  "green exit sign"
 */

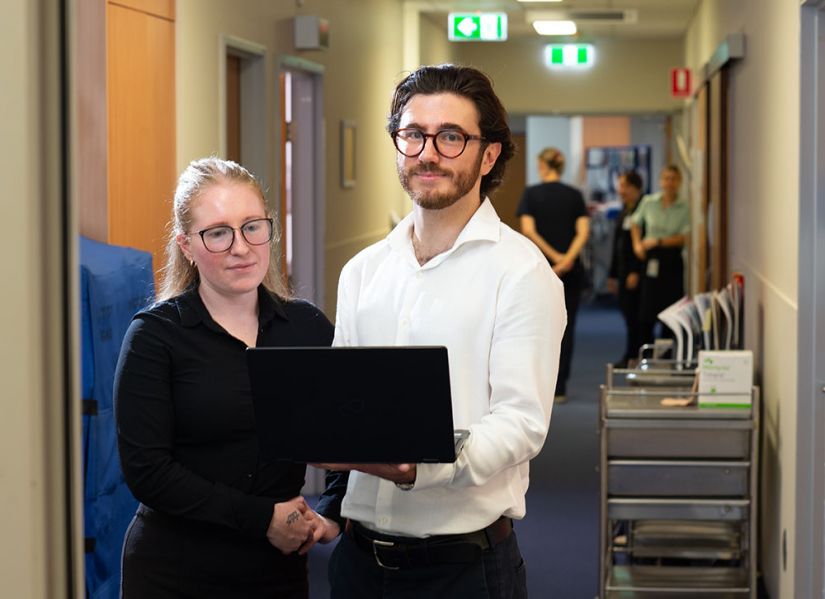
xmin=545 ymin=44 xmax=595 ymax=68
xmin=448 ymin=13 xmax=507 ymax=42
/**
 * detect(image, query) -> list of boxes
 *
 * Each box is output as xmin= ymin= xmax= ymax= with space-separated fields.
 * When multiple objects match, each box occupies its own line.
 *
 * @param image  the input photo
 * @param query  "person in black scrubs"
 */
xmin=608 ymin=170 xmax=644 ymax=367
xmin=517 ymin=147 xmax=590 ymax=402
xmin=114 ymin=157 xmax=339 ymax=598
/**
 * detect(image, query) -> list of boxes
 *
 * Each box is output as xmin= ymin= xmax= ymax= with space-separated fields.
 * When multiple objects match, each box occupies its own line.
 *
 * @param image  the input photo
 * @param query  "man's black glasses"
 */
xmin=392 ymin=128 xmax=486 ymax=159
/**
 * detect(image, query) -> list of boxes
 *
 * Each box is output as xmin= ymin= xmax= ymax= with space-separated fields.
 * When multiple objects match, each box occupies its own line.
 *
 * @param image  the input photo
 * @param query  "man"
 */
xmin=608 ymin=170 xmax=645 ymax=368
xmin=313 ymin=64 xmax=566 ymax=598
xmin=517 ymin=148 xmax=590 ymax=403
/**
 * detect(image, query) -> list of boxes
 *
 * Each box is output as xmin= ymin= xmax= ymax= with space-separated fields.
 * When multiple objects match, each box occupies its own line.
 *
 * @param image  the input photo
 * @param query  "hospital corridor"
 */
xmin=2 ymin=1 xmax=824 ymax=598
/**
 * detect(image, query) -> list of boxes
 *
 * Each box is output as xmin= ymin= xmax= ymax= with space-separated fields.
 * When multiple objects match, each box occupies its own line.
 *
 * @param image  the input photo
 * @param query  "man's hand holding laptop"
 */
xmin=310 ymin=462 xmax=417 ymax=485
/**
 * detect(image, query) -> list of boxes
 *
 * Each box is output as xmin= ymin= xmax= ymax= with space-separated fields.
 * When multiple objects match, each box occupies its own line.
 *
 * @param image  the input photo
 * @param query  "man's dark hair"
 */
xmin=620 ymin=170 xmax=643 ymax=190
xmin=387 ymin=64 xmax=515 ymax=197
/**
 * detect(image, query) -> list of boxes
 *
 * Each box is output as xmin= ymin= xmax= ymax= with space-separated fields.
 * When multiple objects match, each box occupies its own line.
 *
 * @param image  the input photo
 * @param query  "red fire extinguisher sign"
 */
xmin=671 ymin=67 xmax=692 ymax=98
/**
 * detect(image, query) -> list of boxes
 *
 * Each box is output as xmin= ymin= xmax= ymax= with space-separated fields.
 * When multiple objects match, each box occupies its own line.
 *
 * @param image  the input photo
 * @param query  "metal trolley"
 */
xmin=599 ymin=361 xmax=759 ymax=598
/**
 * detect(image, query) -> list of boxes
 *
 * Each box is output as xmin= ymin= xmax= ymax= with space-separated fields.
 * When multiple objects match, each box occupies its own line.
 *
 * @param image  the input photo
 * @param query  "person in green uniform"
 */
xmin=630 ymin=164 xmax=690 ymax=349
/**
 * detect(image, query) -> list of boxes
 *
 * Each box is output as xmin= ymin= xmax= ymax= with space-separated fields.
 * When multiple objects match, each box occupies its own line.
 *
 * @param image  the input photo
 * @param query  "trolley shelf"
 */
xmin=607 ymin=460 xmax=749 ymax=497
xmin=607 ymin=498 xmax=749 ymax=521
xmin=625 ymin=520 xmax=742 ymax=560
xmin=605 ymin=418 xmax=752 ymax=459
xmin=606 ymin=565 xmax=749 ymax=593
xmin=605 ymin=394 xmax=753 ymax=420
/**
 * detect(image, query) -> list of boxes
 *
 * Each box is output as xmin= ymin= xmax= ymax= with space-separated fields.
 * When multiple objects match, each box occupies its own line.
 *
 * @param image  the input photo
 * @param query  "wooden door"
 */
xmin=107 ymin=0 xmax=176 ymax=281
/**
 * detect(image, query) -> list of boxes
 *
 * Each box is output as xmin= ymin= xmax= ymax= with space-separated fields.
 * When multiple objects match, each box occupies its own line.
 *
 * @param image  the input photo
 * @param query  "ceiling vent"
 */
xmin=526 ymin=9 xmax=638 ymax=25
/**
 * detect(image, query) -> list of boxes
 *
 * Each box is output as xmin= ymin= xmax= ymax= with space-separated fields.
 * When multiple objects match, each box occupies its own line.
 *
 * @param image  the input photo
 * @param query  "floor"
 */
xmin=307 ymin=299 xmax=626 ymax=598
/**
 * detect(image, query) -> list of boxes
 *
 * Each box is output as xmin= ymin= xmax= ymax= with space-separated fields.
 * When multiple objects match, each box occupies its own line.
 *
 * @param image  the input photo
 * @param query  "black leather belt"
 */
xmin=348 ymin=517 xmax=512 ymax=570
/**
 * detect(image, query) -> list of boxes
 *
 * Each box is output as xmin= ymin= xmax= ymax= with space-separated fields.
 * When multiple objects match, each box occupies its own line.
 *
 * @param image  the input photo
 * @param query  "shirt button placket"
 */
xmin=397 ymin=279 xmax=417 ymax=345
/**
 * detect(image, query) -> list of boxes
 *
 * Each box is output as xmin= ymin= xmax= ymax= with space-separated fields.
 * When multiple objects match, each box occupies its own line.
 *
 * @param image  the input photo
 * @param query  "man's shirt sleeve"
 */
xmin=412 ymin=259 xmax=566 ymax=491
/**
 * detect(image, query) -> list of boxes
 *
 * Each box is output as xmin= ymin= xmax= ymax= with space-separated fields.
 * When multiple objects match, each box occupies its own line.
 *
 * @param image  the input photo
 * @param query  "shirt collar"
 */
xmin=177 ymin=284 xmax=288 ymax=328
xmin=387 ymin=198 xmax=501 ymax=266
xmin=650 ymin=191 xmax=686 ymax=205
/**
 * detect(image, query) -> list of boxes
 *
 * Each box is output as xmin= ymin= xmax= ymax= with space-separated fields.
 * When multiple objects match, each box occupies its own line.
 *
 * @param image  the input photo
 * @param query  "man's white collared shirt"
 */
xmin=334 ymin=199 xmax=566 ymax=536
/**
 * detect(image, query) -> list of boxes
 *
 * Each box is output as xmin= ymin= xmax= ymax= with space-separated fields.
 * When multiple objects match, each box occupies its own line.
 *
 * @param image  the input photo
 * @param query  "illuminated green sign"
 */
xmin=545 ymin=44 xmax=595 ymax=68
xmin=448 ymin=13 xmax=507 ymax=42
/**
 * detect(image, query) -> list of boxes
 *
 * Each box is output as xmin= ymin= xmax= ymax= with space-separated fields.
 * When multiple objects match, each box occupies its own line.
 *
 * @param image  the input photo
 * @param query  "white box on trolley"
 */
xmin=697 ymin=350 xmax=753 ymax=408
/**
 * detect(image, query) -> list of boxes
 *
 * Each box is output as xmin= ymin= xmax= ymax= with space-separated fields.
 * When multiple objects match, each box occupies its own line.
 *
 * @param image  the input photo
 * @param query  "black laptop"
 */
xmin=246 ymin=346 xmax=468 ymax=464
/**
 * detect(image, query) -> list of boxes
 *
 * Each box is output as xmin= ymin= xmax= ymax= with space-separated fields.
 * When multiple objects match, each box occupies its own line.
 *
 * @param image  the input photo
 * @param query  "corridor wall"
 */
xmin=685 ymin=1 xmax=801 ymax=597
xmin=451 ymin=36 xmax=684 ymax=115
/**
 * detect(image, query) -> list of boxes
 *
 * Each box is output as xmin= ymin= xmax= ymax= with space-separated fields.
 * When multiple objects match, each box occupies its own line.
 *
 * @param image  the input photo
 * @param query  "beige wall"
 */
xmin=449 ymin=36 xmax=685 ymax=115
xmin=0 ymin=3 xmax=47 ymax=596
xmin=685 ymin=2 xmax=800 ymax=597
xmin=1 ymin=0 xmax=82 ymax=598
xmin=419 ymin=13 xmax=456 ymax=67
xmin=176 ymin=0 xmax=404 ymax=314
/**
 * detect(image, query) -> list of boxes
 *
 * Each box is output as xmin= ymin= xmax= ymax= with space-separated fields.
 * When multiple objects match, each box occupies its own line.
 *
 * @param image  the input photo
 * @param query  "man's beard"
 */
xmin=397 ymin=152 xmax=484 ymax=210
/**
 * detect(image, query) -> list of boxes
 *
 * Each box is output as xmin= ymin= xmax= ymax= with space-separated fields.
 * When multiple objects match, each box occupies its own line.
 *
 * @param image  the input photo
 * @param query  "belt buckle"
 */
xmin=372 ymin=539 xmax=401 ymax=570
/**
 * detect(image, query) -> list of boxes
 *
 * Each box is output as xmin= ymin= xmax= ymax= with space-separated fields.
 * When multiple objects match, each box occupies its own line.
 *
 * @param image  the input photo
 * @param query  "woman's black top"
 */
xmin=114 ymin=285 xmax=333 ymax=595
xmin=516 ymin=180 xmax=589 ymax=278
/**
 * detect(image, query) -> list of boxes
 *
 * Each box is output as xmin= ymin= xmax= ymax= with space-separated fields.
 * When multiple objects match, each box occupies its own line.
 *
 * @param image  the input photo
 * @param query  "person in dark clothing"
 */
xmin=114 ymin=157 xmax=339 ymax=599
xmin=631 ymin=164 xmax=691 ymax=348
xmin=608 ymin=170 xmax=644 ymax=368
xmin=517 ymin=147 xmax=590 ymax=402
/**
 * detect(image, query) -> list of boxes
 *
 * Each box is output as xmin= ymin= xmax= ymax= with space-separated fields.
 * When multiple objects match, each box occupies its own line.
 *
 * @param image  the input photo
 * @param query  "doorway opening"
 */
xmin=279 ymin=57 xmax=325 ymax=305
xmin=221 ymin=36 xmax=268 ymax=194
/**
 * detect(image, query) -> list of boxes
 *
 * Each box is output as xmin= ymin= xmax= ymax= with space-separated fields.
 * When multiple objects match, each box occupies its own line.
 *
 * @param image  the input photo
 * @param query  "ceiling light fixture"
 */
xmin=532 ymin=20 xmax=577 ymax=36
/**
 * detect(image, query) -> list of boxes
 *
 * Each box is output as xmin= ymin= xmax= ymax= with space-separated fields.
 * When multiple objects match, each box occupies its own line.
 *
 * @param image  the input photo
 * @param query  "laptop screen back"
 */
xmin=246 ymin=346 xmax=457 ymax=463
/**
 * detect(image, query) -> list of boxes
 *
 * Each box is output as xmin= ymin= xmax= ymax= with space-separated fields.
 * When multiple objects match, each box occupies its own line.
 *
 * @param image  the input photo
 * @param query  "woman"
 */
xmin=608 ymin=170 xmax=644 ymax=367
xmin=630 ymin=164 xmax=691 ymax=348
xmin=517 ymin=147 xmax=590 ymax=402
xmin=115 ymin=157 xmax=337 ymax=598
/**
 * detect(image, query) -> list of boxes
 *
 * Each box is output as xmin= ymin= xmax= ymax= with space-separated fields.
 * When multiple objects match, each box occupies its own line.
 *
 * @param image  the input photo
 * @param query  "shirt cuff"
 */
xmin=316 ymin=470 xmax=350 ymax=530
xmin=235 ymin=493 xmax=276 ymax=539
xmin=407 ymin=462 xmax=454 ymax=491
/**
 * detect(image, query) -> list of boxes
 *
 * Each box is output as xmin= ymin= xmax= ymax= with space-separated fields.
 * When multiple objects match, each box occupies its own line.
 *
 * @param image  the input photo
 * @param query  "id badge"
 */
xmin=646 ymin=258 xmax=660 ymax=278
xmin=622 ymin=215 xmax=632 ymax=231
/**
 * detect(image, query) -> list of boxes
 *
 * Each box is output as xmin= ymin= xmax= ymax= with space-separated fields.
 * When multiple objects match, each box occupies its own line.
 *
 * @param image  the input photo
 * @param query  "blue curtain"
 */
xmin=80 ymin=237 xmax=154 ymax=598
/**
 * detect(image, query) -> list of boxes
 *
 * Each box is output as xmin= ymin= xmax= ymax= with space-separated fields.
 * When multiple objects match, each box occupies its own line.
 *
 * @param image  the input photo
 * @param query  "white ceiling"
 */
xmin=417 ymin=0 xmax=700 ymax=40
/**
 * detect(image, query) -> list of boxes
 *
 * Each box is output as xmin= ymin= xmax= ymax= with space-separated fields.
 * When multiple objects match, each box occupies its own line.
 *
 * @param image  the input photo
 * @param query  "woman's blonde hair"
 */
xmin=538 ymin=147 xmax=565 ymax=175
xmin=157 ymin=157 xmax=289 ymax=301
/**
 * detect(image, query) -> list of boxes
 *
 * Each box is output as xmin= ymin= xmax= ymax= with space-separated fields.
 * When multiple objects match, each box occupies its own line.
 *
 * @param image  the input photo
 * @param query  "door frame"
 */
xmin=276 ymin=55 xmax=325 ymax=306
xmin=218 ymin=35 xmax=268 ymax=189
xmin=796 ymin=2 xmax=825 ymax=597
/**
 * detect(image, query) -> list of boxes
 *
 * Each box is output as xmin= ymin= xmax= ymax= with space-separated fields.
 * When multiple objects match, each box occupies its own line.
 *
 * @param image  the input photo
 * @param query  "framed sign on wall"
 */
xmin=340 ymin=120 xmax=356 ymax=188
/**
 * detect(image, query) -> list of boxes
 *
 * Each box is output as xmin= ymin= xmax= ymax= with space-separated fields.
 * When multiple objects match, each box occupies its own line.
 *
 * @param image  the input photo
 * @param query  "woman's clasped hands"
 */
xmin=266 ymin=496 xmax=340 ymax=555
